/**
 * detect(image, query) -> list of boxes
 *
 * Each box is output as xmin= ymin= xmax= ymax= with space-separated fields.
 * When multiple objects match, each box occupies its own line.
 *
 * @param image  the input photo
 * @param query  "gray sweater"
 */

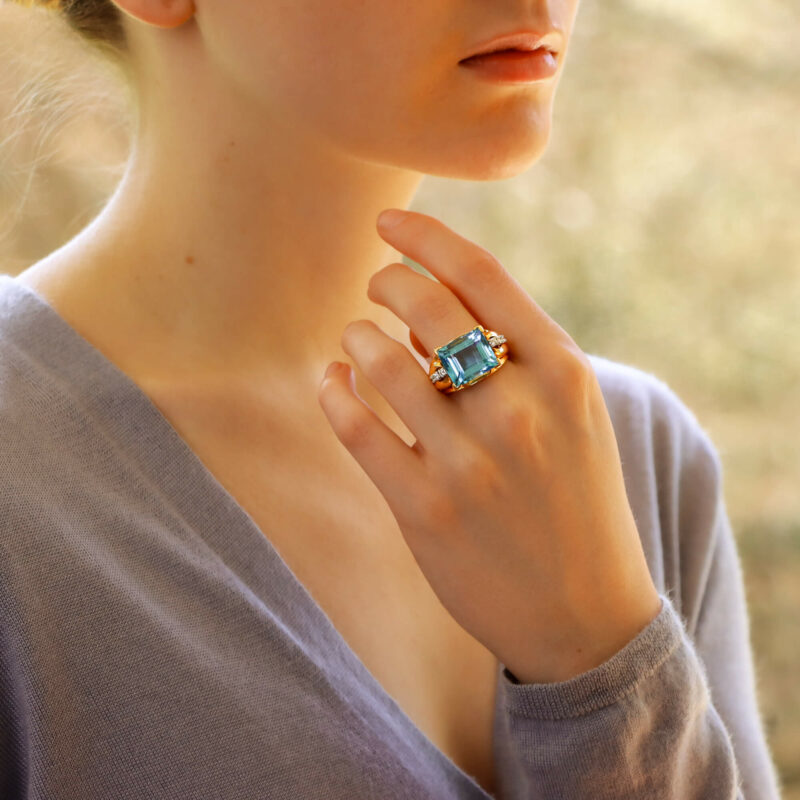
xmin=0 ymin=273 xmax=782 ymax=799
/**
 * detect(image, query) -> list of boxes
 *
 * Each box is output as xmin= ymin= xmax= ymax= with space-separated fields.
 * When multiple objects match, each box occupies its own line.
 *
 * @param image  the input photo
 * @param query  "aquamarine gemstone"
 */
xmin=436 ymin=327 xmax=500 ymax=389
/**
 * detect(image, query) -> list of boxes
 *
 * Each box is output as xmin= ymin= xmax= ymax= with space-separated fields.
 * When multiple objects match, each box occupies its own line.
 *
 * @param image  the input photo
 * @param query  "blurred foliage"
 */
xmin=1 ymin=0 xmax=798 ymax=794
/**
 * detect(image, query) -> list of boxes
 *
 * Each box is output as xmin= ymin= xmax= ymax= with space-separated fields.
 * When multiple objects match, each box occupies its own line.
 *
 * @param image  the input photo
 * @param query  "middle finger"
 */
xmin=367 ymin=261 xmax=488 ymax=365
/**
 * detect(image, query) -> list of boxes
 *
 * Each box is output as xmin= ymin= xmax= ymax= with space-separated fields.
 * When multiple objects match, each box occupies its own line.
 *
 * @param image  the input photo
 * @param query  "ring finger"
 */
xmin=366 ymin=261 xmax=511 ymax=400
xmin=368 ymin=261 xmax=483 ymax=355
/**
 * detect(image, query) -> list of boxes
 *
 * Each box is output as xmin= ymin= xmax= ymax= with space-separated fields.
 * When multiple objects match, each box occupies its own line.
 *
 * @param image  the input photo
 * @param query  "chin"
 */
xmin=432 ymin=117 xmax=553 ymax=182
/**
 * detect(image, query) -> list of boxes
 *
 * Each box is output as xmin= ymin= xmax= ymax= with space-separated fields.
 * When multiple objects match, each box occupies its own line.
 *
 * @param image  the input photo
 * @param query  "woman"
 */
xmin=0 ymin=1 xmax=782 ymax=798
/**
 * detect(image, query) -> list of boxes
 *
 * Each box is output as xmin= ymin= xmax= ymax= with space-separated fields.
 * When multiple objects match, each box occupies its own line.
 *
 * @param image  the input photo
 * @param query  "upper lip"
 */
xmin=460 ymin=30 xmax=562 ymax=61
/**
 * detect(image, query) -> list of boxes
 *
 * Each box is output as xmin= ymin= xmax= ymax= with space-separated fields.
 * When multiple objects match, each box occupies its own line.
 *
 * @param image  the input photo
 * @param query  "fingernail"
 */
xmin=324 ymin=362 xmax=341 ymax=379
xmin=377 ymin=209 xmax=406 ymax=230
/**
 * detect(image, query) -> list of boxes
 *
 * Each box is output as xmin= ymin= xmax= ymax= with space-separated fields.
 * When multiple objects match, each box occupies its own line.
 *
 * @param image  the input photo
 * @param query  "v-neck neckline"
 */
xmin=0 ymin=273 xmax=496 ymax=798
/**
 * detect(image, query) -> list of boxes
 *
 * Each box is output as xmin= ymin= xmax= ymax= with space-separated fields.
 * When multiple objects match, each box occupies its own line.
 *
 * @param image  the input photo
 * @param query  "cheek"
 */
xmin=203 ymin=0 xmax=449 ymax=138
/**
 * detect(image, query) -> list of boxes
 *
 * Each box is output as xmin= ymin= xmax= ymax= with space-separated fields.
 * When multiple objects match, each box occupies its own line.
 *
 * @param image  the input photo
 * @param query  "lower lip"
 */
xmin=458 ymin=49 xmax=559 ymax=83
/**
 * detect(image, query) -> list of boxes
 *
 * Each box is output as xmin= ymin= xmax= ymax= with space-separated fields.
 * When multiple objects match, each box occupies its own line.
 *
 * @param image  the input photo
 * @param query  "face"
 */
xmin=174 ymin=0 xmax=579 ymax=180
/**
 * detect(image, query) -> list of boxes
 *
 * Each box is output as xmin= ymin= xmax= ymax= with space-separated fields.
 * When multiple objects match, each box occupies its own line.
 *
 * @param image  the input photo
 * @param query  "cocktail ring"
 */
xmin=428 ymin=324 xmax=509 ymax=394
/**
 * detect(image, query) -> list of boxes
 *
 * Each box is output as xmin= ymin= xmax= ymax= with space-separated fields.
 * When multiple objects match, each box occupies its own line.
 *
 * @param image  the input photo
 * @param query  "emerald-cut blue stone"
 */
xmin=436 ymin=327 xmax=500 ymax=389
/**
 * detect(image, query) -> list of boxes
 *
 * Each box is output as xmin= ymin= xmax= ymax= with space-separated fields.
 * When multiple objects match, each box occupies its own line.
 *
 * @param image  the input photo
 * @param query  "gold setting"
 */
xmin=427 ymin=324 xmax=509 ymax=394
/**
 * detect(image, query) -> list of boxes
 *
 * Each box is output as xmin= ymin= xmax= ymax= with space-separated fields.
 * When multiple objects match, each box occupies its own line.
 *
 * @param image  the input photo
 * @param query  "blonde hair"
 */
xmin=0 ymin=1 xmax=134 ymax=269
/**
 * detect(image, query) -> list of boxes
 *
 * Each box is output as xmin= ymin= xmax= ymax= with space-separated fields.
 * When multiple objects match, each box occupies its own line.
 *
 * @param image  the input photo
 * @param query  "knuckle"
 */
xmin=417 ymin=492 xmax=459 ymax=531
xmin=464 ymin=249 xmax=502 ymax=285
xmin=364 ymin=342 xmax=405 ymax=382
xmin=335 ymin=409 xmax=373 ymax=448
xmin=409 ymin=286 xmax=454 ymax=324
xmin=440 ymin=438 xmax=496 ymax=494
xmin=548 ymin=344 xmax=597 ymax=415
xmin=494 ymin=399 xmax=536 ymax=444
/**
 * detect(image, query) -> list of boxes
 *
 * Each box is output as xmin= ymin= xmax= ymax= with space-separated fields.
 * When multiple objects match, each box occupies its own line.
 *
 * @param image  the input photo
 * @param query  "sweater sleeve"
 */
xmin=494 ymin=410 xmax=782 ymax=799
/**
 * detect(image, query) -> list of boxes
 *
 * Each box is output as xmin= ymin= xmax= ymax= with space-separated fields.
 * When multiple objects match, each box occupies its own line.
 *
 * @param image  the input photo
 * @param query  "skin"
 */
xmin=335 ymin=210 xmax=663 ymax=682
xmin=18 ymin=0 xmax=662 ymax=682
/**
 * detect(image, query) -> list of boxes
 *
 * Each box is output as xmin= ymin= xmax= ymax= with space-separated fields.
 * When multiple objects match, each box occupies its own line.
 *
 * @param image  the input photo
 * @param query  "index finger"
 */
xmin=376 ymin=209 xmax=575 ymax=361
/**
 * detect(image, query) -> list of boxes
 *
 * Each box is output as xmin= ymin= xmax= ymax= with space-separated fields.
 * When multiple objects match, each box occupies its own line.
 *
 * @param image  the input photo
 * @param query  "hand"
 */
xmin=317 ymin=208 xmax=662 ymax=685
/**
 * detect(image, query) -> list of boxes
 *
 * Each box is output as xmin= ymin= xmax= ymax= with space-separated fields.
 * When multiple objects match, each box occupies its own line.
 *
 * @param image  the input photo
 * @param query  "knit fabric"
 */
xmin=0 ymin=273 xmax=782 ymax=799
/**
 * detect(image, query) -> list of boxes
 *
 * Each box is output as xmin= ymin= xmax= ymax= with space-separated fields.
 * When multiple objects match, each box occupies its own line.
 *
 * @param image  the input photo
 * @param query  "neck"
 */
xmin=26 ymin=80 xmax=427 ymax=413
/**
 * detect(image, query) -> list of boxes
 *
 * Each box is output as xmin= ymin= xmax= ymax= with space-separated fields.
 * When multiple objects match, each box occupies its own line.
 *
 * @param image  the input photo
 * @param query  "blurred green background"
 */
xmin=1 ymin=0 xmax=798 ymax=794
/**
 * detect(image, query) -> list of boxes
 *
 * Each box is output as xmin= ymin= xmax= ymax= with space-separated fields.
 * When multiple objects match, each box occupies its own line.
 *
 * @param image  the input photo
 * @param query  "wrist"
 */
xmin=506 ymin=587 xmax=663 ymax=685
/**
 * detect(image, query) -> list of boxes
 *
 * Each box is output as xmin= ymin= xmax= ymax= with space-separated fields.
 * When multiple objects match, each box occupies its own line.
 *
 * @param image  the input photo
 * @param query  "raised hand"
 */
xmin=317 ymin=208 xmax=662 ymax=685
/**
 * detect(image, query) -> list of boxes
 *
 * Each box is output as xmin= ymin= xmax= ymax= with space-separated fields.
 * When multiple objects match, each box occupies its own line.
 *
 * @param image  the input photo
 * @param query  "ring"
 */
xmin=428 ymin=324 xmax=509 ymax=394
